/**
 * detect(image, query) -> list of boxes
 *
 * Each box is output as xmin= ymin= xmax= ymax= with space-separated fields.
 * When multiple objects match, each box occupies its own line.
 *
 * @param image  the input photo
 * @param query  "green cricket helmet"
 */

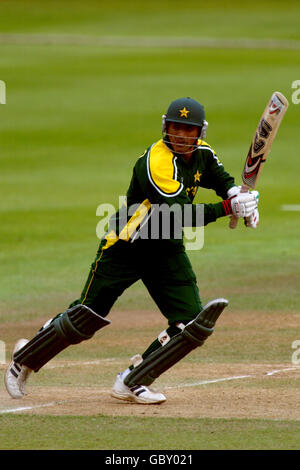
xmin=162 ymin=98 xmax=208 ymax=154
xmin=164 ymin=97 xmax=205 ymax=127
xmin=162 ymin=97 xmax=208 ymax=138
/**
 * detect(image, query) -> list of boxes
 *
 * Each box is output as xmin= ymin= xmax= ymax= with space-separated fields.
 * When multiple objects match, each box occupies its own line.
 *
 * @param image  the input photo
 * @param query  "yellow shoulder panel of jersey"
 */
xmin=197 ymin=139 xmax=211 ymax=147
xmin=147 ymin=139 xmax=182 ymax=196
xmin=198 ymin=139 xmax=222 ymax=166
xmin=197 ymin=139 xmax=217 ymax=153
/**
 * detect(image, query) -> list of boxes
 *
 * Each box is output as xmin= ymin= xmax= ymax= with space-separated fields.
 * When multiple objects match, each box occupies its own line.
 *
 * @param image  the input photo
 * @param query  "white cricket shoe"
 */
xmin=111 ymin=373 xmax=166 ymax=404
xmin=4 ymin=339 xmax=32 ymax=399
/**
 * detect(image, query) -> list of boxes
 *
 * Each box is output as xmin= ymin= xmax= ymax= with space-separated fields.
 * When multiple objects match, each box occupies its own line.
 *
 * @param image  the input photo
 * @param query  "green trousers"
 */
xmin=71 ymin=236 xmax=202 ymax=326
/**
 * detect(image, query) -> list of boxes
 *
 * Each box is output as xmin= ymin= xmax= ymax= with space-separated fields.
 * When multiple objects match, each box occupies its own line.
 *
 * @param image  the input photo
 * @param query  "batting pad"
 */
xmin=13 ymin=304 xmax=111 ymax=372
xmin=124 ymin=298 xmax=228 ymax=388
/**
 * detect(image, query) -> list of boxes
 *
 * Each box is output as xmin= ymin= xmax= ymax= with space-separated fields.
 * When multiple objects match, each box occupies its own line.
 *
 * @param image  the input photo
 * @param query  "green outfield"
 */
xmin=1 ymin=0 xmax=300 ymax=451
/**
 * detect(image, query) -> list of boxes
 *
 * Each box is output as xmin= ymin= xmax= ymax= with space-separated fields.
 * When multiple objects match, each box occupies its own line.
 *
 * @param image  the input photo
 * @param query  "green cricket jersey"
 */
xmin=107 ymin=138 xmax=235 ymax=244
xmin=76 ymin=137 xmax=235 ymax=317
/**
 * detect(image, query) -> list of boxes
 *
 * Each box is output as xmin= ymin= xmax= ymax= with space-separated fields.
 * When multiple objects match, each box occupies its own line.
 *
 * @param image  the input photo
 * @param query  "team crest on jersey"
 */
xmin=194 ymin=170 xmax=201 ymax=183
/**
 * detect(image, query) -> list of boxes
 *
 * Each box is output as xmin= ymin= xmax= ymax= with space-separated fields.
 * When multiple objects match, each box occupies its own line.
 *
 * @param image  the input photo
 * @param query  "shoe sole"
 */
xmin=110 ymin=390 xmax=166 ymax=404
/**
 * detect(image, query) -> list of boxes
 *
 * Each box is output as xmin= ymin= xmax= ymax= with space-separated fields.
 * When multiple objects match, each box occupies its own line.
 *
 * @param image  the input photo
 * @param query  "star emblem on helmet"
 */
xmin=179 ymin=107 xmax=190 ymax=118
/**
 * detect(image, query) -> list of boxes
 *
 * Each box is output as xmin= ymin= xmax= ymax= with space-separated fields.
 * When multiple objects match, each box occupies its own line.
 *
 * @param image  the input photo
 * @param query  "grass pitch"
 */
xmin=1 ymin=0 xmax=300 ymax=451
xmin=1 ymin=414 xmax=300 ymax=450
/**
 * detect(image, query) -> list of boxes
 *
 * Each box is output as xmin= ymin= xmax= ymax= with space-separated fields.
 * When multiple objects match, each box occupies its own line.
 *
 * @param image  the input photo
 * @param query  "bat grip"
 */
xmin=228 ymin=184 xmax=249 ymax=229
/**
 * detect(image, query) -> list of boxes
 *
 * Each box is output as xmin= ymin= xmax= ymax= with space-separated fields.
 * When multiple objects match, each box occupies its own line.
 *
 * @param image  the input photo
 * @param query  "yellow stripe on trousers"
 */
xmin=81 ymin=199 xmax=151 ymax=304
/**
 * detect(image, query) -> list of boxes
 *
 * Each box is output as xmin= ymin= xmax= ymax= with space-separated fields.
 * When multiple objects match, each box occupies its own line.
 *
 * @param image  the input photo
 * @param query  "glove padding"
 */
xmin=244 ymin=190 xmax=260 ymax=228
xmin=230 ymin=192 xmax=258 ymax=218
xmin=244 ymin=208 xmax=259 ymax=229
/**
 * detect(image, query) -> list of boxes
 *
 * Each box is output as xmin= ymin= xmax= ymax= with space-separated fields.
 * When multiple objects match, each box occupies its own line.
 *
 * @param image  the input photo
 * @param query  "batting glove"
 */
xmin=222 ymin=192 xmax=257 ymax=218
xmin=227 ymin=186 xmax=242 ymax=198
xmin=244 ymin=208 xmax=259 ymax=229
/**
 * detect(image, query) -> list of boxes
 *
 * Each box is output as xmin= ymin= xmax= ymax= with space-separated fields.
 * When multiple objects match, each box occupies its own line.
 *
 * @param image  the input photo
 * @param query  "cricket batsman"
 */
xmin=5 ymin=97 xmax=259 ymax=404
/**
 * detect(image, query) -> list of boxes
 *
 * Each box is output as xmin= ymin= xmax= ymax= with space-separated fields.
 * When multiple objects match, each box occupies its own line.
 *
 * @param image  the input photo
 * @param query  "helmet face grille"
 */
xmin=165 ymin=97 xmax=205 ymax=128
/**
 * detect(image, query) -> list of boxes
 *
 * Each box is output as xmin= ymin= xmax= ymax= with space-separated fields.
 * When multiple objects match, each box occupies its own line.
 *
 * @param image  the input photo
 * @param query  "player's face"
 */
xmin=167 ymin=122 xmax=200 ymax=155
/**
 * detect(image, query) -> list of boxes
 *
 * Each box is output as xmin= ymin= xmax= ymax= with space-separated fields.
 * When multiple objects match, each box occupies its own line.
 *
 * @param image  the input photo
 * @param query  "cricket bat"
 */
xmin=229 ymin=91 xmax=289 ymax=229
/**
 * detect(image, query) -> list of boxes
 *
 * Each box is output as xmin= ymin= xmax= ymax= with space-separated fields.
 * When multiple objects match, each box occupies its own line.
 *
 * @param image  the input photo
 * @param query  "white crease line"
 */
xmin=266 ymin=367 xmax=300 ymax=376
xmin=0 ymin=391 xmax=110 ymax=414
xmin=0 ymin=359 xmax=119 ymax=370
xmin=0 ymin=401 xmax=66 ymax=414
xmin=166 ymin=375 xmax=252 ymax=389
xmin=45 ymin=358 xmax=119 ymax=369
xmin=168 ymin=366 xmax=300 ymax=388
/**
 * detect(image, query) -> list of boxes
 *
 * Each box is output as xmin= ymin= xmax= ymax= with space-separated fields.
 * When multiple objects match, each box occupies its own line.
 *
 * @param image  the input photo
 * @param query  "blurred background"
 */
xmin=1 ymin=0 xmax=299 ymax=323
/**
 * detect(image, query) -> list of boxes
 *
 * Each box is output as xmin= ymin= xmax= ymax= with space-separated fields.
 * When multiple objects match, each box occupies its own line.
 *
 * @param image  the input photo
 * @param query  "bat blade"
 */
xmin=242 ymin=91 xmax=289 ymax=190
xmin=229 ymin=91 xmax=289 ymax=229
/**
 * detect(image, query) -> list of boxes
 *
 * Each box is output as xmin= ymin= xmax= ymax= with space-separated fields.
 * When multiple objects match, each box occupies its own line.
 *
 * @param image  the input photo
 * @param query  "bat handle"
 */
xmin=228 ymin=184 xmax=249 ymax=230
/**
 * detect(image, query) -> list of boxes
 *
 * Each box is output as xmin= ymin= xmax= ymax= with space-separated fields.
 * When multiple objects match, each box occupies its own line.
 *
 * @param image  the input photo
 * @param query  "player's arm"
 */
xmin=197 ymin=145 xmax=260 ymax=227
xmin=151 ymin=189 xmax=226 ymax=227
xmin=144 ymin=145 xmax=255 ymax=226
xmin=198 ymin=144 xmax=236 ymax=199
xmin=149 ymin=186 xmax=257 ymax=226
